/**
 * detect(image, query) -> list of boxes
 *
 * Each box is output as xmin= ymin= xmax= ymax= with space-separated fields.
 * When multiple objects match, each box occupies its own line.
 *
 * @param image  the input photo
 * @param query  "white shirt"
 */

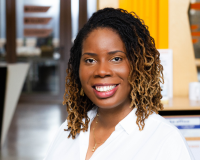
xmin=44 ymin=107 xmax=194 ymax=160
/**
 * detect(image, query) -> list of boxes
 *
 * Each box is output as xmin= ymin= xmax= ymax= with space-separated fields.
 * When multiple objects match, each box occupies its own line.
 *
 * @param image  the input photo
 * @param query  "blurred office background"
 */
xmin=0 ymin=0 xmax=96 ymax=159
xmin=0 ymin=0 xmax=200 ymax=159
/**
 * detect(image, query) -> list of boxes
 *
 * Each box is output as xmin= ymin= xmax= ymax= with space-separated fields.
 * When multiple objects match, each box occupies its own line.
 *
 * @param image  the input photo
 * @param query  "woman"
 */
xmin=44 ymin=8 xmax=194 ymax=160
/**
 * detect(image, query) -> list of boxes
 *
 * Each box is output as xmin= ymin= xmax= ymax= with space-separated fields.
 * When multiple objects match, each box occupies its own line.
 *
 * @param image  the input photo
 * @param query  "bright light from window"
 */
xmin=71 ymin=0 xmax=79 ymax=41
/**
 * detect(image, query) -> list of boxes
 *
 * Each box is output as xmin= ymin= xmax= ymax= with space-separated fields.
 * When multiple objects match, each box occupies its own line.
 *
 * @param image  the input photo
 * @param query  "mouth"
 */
xmin=92 ymin=84 xmax=119 ymax=98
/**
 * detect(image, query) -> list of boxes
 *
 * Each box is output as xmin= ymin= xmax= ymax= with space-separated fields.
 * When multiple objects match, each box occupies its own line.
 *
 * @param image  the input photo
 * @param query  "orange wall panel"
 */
xmin=119 ymin=0 xmax=169 ymax=49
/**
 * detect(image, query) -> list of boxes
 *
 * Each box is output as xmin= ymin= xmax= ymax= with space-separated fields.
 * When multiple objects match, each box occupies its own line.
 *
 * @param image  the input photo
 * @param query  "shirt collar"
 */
xmin=86 ymin=107 xmax=137 ymax=135
xmin=88 ymin=107 xmax=98 ymax=121
xmin=117 ymin=107 xmax=138 ymax=135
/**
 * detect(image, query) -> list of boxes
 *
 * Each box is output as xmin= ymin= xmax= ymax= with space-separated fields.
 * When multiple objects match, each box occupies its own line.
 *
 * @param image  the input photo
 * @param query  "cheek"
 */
xmin=79 ymin=66 xmax=83 ymax=82
xmin=79 ymin=62 xmax=85 ymax=85
xmin=79 ymin=70 xmax=85 ymax=87
xmin=116 ymin=63 xmax=131 ymax=91
xmin=115 ymin=64 xmax=130 ymax=81
xmin=79 ymin=63 xmax=92 ymax=86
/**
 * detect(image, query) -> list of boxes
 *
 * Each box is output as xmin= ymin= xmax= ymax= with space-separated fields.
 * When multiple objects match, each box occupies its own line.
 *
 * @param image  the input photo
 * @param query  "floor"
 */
xmin=1 ymin=102 xmax=67 ymax=160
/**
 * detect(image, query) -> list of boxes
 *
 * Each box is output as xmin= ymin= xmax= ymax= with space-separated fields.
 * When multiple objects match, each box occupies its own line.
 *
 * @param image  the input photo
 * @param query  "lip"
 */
xmin=93 ymin=84 xmax=119 ymax=99
xmin=92 ymin=83 xmax=118 ymax=87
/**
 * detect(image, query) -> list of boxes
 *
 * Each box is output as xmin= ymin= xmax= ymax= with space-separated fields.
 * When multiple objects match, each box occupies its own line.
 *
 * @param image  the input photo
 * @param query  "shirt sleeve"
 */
xmin=155 ymin=131 xmax=195 ymax=160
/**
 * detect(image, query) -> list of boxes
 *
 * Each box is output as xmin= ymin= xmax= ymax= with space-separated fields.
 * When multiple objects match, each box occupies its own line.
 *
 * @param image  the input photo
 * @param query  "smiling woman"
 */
xmin=79 ymin=28 xmax=131 ymax=109
xmin=44 ymin=8 xmax=194 ymax=160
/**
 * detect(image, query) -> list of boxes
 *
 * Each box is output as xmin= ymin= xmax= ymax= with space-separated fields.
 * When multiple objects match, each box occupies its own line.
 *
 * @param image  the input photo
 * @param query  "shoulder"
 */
xmin=146 ymin=113 xmax=186 ymax=140
xmin=146 ymin=112 xmax=181 ymax=133
xmin=50 ymin=120 xmax=69 ymax=142
xmin=44 ymin=120 xmax=78 ymax=159
xmin=144 ymin=113 xmax=194 ymax=159
xmin=44 ymin=120 xmax=69 ymax=154
xmin=54 ymin=119 xmax=69 ymax=137
xmin=45 ymin=108 xmax=96 ymax=152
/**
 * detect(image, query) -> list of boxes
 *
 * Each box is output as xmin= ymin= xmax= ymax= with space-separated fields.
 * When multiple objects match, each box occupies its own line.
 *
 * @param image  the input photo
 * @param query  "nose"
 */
xmin=93 ymin=61 xmax=113 ymax=78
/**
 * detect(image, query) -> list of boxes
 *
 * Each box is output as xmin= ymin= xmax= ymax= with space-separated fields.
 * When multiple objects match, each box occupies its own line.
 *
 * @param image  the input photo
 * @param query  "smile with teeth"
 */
xmin=95 ymin=85 xmax=117 ymax=92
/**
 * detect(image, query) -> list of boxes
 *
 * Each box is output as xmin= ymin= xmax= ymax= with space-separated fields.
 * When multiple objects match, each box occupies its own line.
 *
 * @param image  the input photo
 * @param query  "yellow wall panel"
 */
xmin=119 ymin=0 xmax=169 ymax=49
xmin=127 ymin=0 xmax=133 ymax=13
xmin=119 ymin=0 xmax=127 ymax=11
xmin=150 ymin=0 xmax=158 ymax=48
xmin=133 ymin=0 xmax=138 ymax=15
xmin=139 ymin=0 xmax=145 ymax=21
xmin=144 ymin=0 xmax=151 ymax=31
xmin=159 ymin=0 xmax=169 ymax=48
xmin=119 ymin=0 xmax=132 ymax=13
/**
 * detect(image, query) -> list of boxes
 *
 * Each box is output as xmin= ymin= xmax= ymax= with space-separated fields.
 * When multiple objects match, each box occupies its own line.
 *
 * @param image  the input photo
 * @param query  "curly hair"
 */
xmin=63 ymin=8 xmax=164 ymax=139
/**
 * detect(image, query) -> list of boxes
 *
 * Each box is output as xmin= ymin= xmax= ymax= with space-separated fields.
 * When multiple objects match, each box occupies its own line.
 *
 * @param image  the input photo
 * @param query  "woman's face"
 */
xmin=79 ymin=28 xmax=131 ymax=109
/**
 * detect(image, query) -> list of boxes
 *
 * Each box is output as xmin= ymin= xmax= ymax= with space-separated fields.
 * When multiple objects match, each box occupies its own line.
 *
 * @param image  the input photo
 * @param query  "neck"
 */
xmin=97 ymin=100 xmax=132 ymax=129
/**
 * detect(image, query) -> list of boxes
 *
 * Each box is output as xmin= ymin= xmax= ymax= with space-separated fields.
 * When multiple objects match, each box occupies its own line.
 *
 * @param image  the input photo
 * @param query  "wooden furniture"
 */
xmin=169 ymin=0 xmax=198 ymax=97
xmin=79 ymin=0 xmax=87 ymax=30
xmin=195 ymin=58 xmax=200 ymax=67
xmin=97 ymin=0 xmax=118 ymax=10
xmin=161 ymin=97 xmax=200 ymax=141
xmin=6 ymin=0 xmax=17 ymax=63
xmin=0 ymin=63 xmax=29 ymax=147
xmin=163 ymin=97 xmax=200 ymax=111
xmin=160 ymin=97 xmax=200 ymax=117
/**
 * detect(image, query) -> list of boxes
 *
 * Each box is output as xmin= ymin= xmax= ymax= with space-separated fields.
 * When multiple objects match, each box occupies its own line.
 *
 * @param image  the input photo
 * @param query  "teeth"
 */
xmin=95 ymin=85 xmax=116 ymax=92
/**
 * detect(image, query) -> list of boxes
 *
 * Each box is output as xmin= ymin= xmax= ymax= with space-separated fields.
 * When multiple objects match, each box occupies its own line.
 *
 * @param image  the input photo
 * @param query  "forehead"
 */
xmin=82 ymin=28 xmax=125 ymax=54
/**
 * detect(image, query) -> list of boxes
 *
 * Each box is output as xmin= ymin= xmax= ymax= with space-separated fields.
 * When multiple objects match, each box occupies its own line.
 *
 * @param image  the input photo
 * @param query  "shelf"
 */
xmin=195 ymin=58 xmax=200 ymax=67
xmin=163 ymin=97 xmax=200 ymax=111
xmin=0 ymin=56 xmax=59 ymax=62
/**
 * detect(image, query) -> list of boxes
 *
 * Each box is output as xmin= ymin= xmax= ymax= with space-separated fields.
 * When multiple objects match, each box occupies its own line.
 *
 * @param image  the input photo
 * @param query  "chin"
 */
xmin=93 ymin=98 xmax=125 ymax=109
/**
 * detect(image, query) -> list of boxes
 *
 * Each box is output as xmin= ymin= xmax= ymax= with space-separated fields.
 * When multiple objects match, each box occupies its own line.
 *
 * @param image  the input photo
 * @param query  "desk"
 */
xmin=159 ymin=97 xmax=200 ymax=116
xmin=159 ymin=97 xmax=200 ymax=146
xmin=163 ymin=97 xmax=200 ymax=111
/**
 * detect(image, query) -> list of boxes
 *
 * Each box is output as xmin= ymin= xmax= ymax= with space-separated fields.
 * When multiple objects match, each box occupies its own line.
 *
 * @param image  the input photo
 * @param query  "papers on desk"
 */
xmin=158 ymin=49 xmax=173 ymax=103
xmin=166 ymin=117 xmax=200 ymax=137
xmin=165 ymin=116 xmax=200 ymax=159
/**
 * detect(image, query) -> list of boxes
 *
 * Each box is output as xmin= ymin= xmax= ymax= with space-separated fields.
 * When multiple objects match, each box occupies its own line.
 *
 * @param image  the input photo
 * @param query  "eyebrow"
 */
xmin=82 ymin=50 xmax=126 ymax=56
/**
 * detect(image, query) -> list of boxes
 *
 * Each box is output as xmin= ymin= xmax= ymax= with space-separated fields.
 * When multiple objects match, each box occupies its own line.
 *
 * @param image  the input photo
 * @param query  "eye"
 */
xmin=111 ymin=57 xmax=122 ymax=62
xmin=85 ymin=58 xmax=96 ymax=64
